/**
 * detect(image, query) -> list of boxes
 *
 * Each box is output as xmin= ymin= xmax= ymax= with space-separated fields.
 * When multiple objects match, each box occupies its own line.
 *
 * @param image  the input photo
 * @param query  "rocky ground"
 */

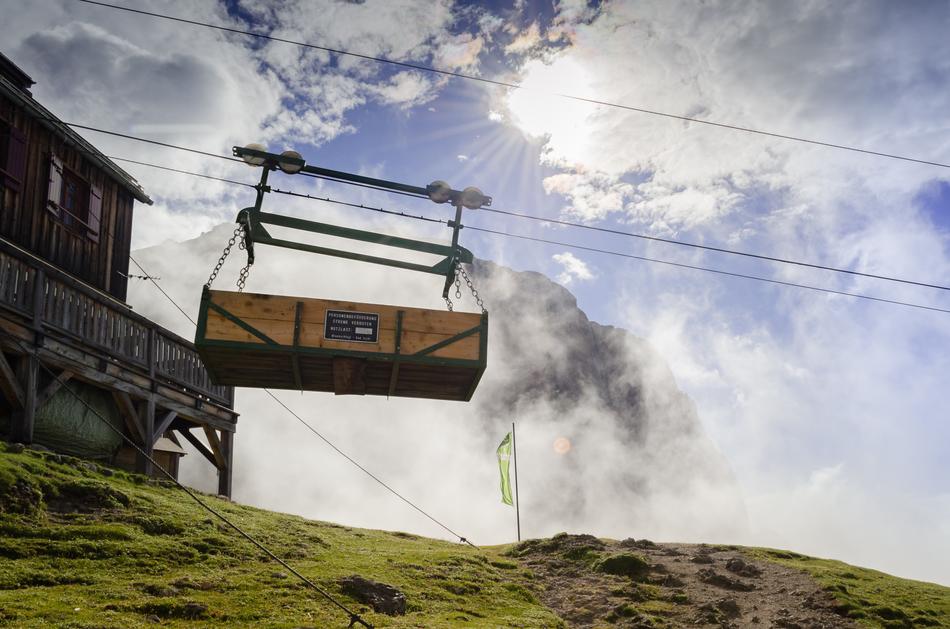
xmin=509 ymin=534 xmax=857 ymax=628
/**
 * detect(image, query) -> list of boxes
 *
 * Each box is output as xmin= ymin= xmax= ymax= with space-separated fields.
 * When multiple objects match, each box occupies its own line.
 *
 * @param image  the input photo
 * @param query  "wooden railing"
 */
xmin=0 ymin=240 xmax=232 ymax=407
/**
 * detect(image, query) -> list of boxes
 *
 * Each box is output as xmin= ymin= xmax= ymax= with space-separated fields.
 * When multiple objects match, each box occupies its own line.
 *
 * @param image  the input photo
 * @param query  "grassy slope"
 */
xmin=746 ymin=547 xmax=950 ymax=628
xmin=0 ymin=445 xmax=559 ymax=628
xmin=0 ymin=443 xmax=947 ymax=628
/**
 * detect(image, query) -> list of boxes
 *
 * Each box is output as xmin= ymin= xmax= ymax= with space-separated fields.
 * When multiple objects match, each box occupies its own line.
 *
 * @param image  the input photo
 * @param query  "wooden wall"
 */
xmin=0 ymin=92 xmax=134 ymax=302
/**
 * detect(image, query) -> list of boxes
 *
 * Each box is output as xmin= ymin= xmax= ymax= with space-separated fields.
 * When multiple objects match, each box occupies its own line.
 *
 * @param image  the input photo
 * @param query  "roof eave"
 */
xmin=0 ymin=75 xmax=153 ymax=205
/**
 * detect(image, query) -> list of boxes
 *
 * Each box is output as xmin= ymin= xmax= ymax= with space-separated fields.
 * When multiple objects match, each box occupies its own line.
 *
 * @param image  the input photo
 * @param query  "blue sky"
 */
xmin=3 ymin=0 xmax=949 ymax=584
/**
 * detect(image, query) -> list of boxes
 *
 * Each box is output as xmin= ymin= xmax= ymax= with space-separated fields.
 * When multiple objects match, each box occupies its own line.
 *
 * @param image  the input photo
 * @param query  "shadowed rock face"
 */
xmin=468 ymin=261 xmax=744 ymax=538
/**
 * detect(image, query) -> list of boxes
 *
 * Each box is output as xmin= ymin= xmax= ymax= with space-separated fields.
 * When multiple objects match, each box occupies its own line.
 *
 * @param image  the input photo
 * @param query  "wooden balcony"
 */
xmin=0 ymin=237 xmax=237 ymax=495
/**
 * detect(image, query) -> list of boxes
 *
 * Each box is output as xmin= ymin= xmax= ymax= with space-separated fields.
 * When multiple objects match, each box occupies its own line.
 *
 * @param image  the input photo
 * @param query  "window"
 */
xmin=61 ymin=168 xmax=89 ymax=225
xmin=0 ymin=120 xmax=26 ymax=193
xmin=46 ymin=154 xmax=102 ymax=243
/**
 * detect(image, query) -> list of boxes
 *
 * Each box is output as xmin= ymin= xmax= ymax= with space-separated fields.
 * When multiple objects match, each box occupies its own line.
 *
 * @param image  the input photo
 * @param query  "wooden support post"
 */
xmin=388 ymin=310 xmax=404 ymax=397
xmin=31 ymin=268 xmax=45 ymax=346
xmin=0 ymin=351 xmax=25 ymax=411
xmin=152 ymin=409 xmax=177 ymax=443
xmin=112 ymin=391 xmax=145 ymax=445
xmin=10 ymin=354 xmax=38 ymax=443
xmin=202 ymin=426 xmax=226 ymax=469
xmin=217 ymin=430 xmax=233 ymax=498
xmin=147 ymin=328 xmax=157 ymax=391
xmin=135 ymin=397 xmax=156 ymax=476
xmin=291 ymin=301 xmax=303 ymax=390
xmin=177 ymin=427 xmax=219 ymax=468
xmin=36 ymin=370 xmax=73 ymax=408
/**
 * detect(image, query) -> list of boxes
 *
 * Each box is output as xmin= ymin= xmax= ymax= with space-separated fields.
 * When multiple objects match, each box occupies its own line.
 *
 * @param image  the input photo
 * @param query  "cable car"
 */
xmin=194 ymin=146 xmax=489 ymax=402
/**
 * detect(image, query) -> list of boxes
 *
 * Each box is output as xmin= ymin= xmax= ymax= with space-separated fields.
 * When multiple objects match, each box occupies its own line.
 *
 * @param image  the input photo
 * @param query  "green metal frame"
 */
xmin=234 ymin=151 xmax=480 ymax=298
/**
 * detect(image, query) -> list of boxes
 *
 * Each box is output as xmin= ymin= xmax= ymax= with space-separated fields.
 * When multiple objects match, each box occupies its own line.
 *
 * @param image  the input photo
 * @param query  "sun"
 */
xmin=505 ymin=56 xmax=601 ymax=160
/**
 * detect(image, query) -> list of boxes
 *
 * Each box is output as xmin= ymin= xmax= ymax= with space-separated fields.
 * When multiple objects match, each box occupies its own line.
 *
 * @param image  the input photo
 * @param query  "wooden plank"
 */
xmin=0 ymin=326 xmax=238 ymax=429
xmin=332 ymin=357 xmax=366 ymax=395
xmin=153 ymin=409 xmax=178 ymax=442
xmin=217 ymin=430 xmax=233 ymax=498
xmin=0 ymin=242 xmax=232 ymax=406
xmin=36 ymin=369 xmax=73 ymax=408
xmin=208 ymin=290 xmax=481 ymax=334
xmin=11 ymin=353 xmax=37 ymax=443
xmin=136 ymin=396 xmax=155 ymax=476
xmin=202 ymin=426 xmax=226 ymax=469
xmin=0 ymin=349 xmax=25 ymax=409
xmin=178 ymin=428 xmax=220 ymax=469
xmin=112 ymin=391 xmax=145 ymax=445
xmin=197 ymin=328 xmax=485 ymax=402
xmin=204 ymin=312 xmax=480 ymax=360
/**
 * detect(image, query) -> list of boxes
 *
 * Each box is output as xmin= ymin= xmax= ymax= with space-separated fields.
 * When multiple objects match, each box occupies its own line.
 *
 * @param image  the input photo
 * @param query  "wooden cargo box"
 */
xmin=195 ymin=289 xmax=487 ymax=401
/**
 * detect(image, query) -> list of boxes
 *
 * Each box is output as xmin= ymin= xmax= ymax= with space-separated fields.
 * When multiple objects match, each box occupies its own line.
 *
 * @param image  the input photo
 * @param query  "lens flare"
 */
xmin=553 ymin=437 xmax=572 ymax=455
xmin=505 ymin=56 xmax=600 ymax=160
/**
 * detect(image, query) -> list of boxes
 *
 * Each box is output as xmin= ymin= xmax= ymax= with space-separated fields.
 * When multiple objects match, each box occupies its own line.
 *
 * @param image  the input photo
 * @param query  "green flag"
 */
xmin=497 ymin=432 xmax=514 ymax=506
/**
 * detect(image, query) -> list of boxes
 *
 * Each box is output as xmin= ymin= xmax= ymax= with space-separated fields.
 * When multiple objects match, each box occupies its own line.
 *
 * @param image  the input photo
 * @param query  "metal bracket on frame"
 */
xmin=236 ymin=154 xmax=477 ymax=298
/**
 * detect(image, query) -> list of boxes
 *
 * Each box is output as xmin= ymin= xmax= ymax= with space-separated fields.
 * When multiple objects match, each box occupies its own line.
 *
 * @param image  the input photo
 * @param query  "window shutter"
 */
xmin=47 ymin=154 xmax=63 ymax=217
xmin=4 ymin=126 xmax=27 ymax=192
xmin=88 ymin=183 xmax=102 ymax=243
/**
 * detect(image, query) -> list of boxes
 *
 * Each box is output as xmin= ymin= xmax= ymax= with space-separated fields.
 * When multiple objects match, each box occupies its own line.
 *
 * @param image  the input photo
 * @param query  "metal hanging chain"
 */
xmin=206 ymin=223 xmax=252 ymax=291
xmin=459 ymin=265 xmax=487 ymax=313
xmin=444 ymin=264 xmax=463 ymax=312
xmin=237 ymin=264 xmax=251 ymax=292
xmin=205 ymin=224 xmax=243 ymax=288
xmin=236 ymin=233 xmax=251 ymax=292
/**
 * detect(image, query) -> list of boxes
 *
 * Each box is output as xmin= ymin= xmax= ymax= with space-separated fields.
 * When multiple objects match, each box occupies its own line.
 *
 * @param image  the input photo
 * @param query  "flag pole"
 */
xmin=512 ymin=421 xmax=521 ymax=542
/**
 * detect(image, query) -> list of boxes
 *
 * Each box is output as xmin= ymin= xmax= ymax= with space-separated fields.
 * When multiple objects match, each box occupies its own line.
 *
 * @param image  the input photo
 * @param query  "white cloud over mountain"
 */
xmin=498 ymin=0 xmax=950 ymax=583
xmin=2 ymin=0 xmax=948 ymax=585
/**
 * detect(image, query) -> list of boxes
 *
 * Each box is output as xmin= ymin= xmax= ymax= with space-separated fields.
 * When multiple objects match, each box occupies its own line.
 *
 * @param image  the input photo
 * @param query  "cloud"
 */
xmin=6 ymin=0 xmax=949 ymax=586
xmin=1 ymin=0 xmax=499 ymax=247
xmin=552 ymin=251 xmax=595 ymax=285
xmin=501 ymin=0 xmax=950 ymax=584
xmin=503 ymin=1 xmax=950 ymax=232
xmin=371 ymin=71 xmax=435 ymax=109
xmin=127 ymin=218 xmax=744 ymax=549
xmin=504 ymin=21 xmax=541 ymax=55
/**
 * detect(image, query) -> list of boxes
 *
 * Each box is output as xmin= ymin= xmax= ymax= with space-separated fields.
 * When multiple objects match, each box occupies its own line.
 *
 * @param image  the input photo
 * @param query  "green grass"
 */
xmin=0 ymin=445 xmax=561 ymax=628
xmin=748 ymin=548 xmax=950 ymax=628
xmin=2 ymin=442 xmax=947 ymax=628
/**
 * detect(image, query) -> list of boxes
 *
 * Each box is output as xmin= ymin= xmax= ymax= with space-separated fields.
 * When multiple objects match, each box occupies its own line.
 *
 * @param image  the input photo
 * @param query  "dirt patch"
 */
xmin=512 ymin=537 xmax=857 ymax=628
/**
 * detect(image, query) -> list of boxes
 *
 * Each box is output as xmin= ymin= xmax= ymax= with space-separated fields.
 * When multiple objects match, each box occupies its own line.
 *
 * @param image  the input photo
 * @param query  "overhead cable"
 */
xmin=481 ymin=206 xmax=950 ymax=292
xmin=113 ymin=155 xmax=949 ymax=314
xmin=38 ymin=156 xmax=475 ymax=547
xmin=54 ymin=117 xmax=242 ymax=163
xmin=110 ymin=156 xmax=255 ymax=188
xmin=125 ymin=255 xmax=478 ymax=547
xmin=269 ymin=190 xmax=950 ymax=314
xmin=75 ymin=0 xmax=950 ymax=169
xmin=465 ymin=225 xmax=950 ymax=315
xmin=48 ymin=120 xmax=948 ymax=293
xmin=0 ymin=330 xmax=372 ymax=629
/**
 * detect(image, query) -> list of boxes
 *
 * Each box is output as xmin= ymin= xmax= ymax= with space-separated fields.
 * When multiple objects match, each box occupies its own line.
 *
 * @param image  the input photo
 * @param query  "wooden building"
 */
xmin=0 ymin=52 xmax=238 ymax=496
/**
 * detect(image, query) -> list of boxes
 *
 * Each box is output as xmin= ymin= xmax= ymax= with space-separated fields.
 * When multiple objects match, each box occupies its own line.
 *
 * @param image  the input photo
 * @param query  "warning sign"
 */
xmin=324 ymin=310 xmax=380 ymax=343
